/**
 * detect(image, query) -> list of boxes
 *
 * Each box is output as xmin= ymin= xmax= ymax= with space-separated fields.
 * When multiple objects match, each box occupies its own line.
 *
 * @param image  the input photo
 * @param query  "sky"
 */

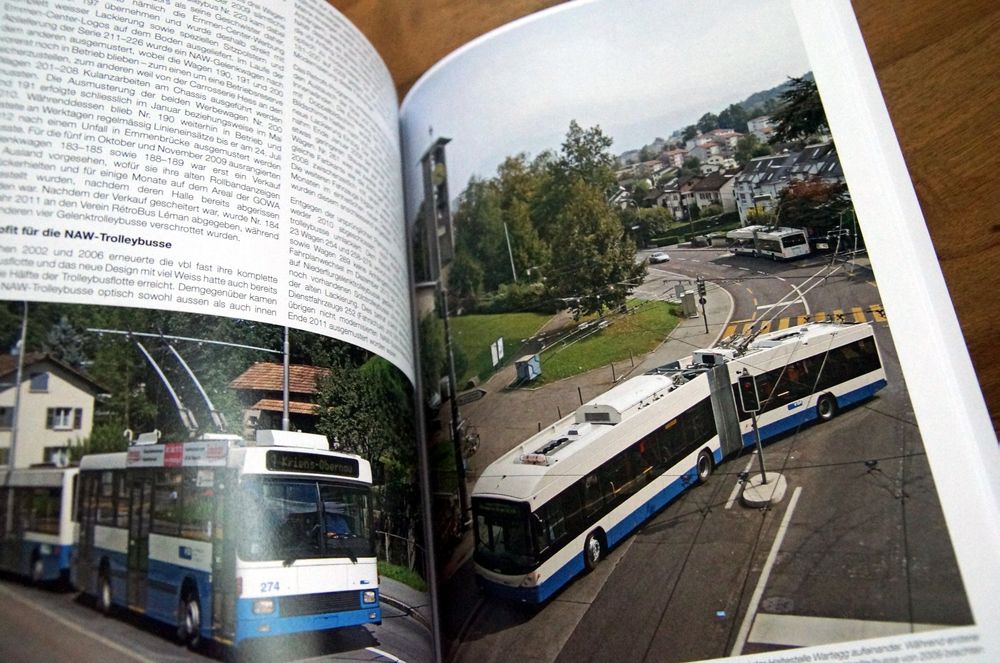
xmin=399 ymin=0 xmax=812 ymax=219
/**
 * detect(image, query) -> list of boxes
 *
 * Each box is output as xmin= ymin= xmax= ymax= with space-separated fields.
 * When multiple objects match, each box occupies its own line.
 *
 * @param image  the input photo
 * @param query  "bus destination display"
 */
xmin=266 ymin=450 xmax=360 ymax=478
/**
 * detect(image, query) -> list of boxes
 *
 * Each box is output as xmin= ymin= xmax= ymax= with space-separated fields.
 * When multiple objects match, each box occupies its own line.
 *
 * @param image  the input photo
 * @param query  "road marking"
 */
xmin=0 ymin=583 xmax=158 ymax=663
xmin=747 ymin=613 xmax=953 ymax=647
xmin=738 ymin=267 xmax=750 ymax=271
xmin=730 ymin=486 xmax=803 ymax=657
xmin=851 ymin=306 xmax=866 ymax=323
xmin=725 ymin=456 xmax=758 ymax=509
xmin=755 ymin=299 xmax=805 ymax=311
xmin=366 ymin=646 xmax=405 ymax=662
xmin=832 ymin=308 xmax=845 ymax=323
xmin=870 ymin=304 xmax=887 ymax=322
xmin=777 ymin=318 xmax=790 ymax=330
xmin=813 ymin=311 xmax=827 ymax=322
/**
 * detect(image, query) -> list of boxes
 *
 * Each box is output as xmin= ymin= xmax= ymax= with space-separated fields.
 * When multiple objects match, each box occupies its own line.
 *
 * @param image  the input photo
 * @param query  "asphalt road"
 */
xmin=446 ymin=251 xmax=972 ymax=663
xmin=0 ymin=576 xmax=431 ymax=663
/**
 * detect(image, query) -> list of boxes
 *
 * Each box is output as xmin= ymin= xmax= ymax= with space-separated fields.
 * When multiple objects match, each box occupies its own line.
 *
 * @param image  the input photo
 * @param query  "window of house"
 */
xmin=29 ymin=372 xmax=49 ymax=392
xmin=0 ymin=408 xmax=12 ymax=430
xmin=46 ymin=407 xmax=74 ymax=430
xmin=44 ymin=446 xmax=70 ymax=466
xmin=73 ymin=407 xmax=83 ymax=430
xmin=0 ymin=448 xmax=8 ymax=466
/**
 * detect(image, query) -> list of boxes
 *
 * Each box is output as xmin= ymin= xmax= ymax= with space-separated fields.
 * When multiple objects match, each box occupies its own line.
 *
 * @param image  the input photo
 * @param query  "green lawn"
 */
xmin=378 ymin=560 xmax=428 ymax=592
xmin=538 ymin=300 xmax=679 ymax=382
xmin=449 ymin=311 xmax=552 ymax=384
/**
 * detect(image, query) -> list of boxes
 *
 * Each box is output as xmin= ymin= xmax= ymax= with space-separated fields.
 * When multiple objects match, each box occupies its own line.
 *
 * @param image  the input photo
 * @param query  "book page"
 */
xmin=399 ymin=1 xmax=998 ymax=662
xmin=0 ymin=0 xmax=412 ymax=380
xmin=0 ymin=1 xmax=432 ymax=661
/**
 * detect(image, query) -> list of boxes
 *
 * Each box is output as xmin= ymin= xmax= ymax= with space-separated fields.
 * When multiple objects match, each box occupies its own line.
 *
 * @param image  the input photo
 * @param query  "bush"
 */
xmin=479 ymin=281 xmax=557 ymax=314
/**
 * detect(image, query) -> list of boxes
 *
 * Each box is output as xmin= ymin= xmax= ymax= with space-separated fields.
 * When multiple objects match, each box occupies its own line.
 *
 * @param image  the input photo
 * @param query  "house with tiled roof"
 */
xmin=228 ymin=362 xmax=330 ymax=435
xmin=690 ymin=171 xmax=737 ymax=213
xmin=733 ymin=141 xmax=845 ymax=223
xmin=0 ymin=353 xmax=107 ymax=467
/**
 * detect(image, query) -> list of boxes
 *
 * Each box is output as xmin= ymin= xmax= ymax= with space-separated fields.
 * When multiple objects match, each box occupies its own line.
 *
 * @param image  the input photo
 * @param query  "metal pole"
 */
xmin=503 ymin=222 xmax=518 ymax=282
xmin=282 ymin=326 xmax=290 ymax=432
xmin=440 ymin=286 xmax=469 ymax=526
xmin=751 ymin=411 xmax=767 ymax=484
xmin=7 ymin=302 xmax=28 ymax=472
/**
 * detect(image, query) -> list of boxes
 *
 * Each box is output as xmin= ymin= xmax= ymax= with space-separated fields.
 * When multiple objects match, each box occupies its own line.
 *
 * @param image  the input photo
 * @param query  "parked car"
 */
xmin=649 ymin=252 xmax=670 ymax=263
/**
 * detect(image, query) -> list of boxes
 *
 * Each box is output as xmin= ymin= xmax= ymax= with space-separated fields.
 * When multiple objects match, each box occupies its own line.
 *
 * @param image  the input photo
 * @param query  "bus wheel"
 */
xmin=696 ymin=450 xmax=714 ymax=484
xmin=583 ymin=531 xmax=603 ymax=572
xmin=178 ymin=592 xmax=202 ymax=648
xmin=30 ymin=554 xmax=44 ymax=584
xmin=816 ymin=394 xmax=838 ymax=422
xmin=98 ymin=572 xmax=113 ymax=615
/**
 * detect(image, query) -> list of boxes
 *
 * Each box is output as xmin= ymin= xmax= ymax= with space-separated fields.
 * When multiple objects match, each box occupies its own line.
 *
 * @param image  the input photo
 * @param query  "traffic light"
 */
xmin=738 ymin=374 xmax=760 ymax=412
xmin=696 ymin=276 xmax=706 ymax=298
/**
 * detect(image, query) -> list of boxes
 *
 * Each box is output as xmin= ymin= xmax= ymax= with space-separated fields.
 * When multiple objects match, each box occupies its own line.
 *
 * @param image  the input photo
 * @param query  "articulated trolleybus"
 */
xmin=0 ymin=466 xmax=78 ymax=583
xmin=75 ymin=430 xmax=380 ymax=648
xmin=472 ymin=322 xmax=886 ymax=603
xmin=727 ymin=225 xmax=810 ymax=260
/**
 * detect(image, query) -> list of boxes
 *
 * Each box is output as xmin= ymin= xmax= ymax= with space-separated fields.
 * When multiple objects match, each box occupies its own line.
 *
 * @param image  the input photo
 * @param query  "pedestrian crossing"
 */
xmin=722 ymin=304 xmax=887 ymax=338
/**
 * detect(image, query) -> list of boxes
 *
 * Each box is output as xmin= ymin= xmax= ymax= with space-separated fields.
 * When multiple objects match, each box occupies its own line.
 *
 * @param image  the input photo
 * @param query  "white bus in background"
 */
xmin=472 ymin=322 xmax=886 ymax=604
xmin=0 ymin=466 xmax=78 ymax=583
xmin=727 ymin=225 xmax=811 ymax=260
xmin=75 ymin=430 xmax=380 ymax=651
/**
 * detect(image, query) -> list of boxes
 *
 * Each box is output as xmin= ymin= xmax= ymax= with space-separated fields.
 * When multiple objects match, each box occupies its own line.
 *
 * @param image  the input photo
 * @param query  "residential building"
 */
xmin=689 ymin=171 xmax=737 ymax=214
xmin=228 ymin=362 xmax=331 ymax=435
xmin=0 ymin=353 xmax=105 ymax=467
xmin=733 ymin=141 xmax=844 ymax=224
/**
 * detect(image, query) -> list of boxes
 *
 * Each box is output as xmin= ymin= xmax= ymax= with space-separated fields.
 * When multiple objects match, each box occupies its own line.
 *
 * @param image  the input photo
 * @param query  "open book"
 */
xmin=1 ymin=1 xmax=996 ymax=661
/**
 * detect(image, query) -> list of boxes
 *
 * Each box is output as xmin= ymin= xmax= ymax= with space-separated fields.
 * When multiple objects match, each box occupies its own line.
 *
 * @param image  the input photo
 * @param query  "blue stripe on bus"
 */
xmin=15 ymin=541 xmax=73 ymax=581
xmin=233 ymin=594 xmax=381 ymax=643
xmin=741 ymin=379 xmax=887 ymax=448
xmin=144 ymin=559 xmax=213 ymax=626
xmin=479 ymin=467 xmax=701 ymax=604
xmin=89 ymin=548 xmax=129 ymax=605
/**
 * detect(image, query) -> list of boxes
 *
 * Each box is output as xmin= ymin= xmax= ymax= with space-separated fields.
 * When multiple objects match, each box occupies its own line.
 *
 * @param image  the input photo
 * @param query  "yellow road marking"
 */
xmin=777 ymin=318 xmax=790 ymax=330
xmin=870 ymin=304 xmax=887 ymax=322
xmin=851 ymin=306 xmax=866 ymax=323
xmin=814 ymin=311 xmax=827 ymax=322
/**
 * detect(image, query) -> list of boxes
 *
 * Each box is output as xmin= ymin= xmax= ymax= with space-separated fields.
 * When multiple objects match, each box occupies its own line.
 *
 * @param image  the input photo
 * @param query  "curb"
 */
xmin=380 ymin=592 xmax=433 ymax=632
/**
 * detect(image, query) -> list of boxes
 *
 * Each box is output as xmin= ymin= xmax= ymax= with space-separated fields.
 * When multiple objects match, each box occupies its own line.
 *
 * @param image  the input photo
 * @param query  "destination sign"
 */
xmin=266 ymin=450 xmax=359 ymax=478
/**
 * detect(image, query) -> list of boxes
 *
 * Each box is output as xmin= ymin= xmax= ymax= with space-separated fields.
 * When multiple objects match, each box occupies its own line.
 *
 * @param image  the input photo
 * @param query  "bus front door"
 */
xmin=127 ymin=478 xmax=152 ymax=610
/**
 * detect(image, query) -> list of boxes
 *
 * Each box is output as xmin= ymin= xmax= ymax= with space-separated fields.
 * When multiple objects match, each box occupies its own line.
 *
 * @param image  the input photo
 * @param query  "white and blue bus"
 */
xmin=472 ymin=322 xmax=886 ymax=603
xmin=75 ymin=430 xmax=380 ymax=649
xmin=727 ymin=226 xmax=810 ymax=260
xmin=0 ymin=466 xmax=78 ymax=583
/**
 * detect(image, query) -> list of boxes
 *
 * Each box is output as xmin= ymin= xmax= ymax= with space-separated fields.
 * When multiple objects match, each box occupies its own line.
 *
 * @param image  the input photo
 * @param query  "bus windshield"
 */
xmin=473 ymin=497 xmax=535 ymax=573
xmin=237 ymin=477 xmax=374 ymax=563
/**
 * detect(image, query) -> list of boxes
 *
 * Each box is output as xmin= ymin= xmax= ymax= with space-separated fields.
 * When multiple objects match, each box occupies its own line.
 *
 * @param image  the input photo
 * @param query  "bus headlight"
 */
xmin=362 ymin=590 xmax=377 ymax=604
xmin=520 ymin=573 xmax=540 ymax=587
xmin=252 ymin=599 xmax=275 ymax=615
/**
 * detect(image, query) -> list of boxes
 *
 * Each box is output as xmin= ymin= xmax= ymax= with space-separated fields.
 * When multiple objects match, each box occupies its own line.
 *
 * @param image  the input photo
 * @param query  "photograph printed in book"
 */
xmin=0 ymin=301 xmax=430 ymax=661
xmin=399 ymin=1 xmax=976 ymax=661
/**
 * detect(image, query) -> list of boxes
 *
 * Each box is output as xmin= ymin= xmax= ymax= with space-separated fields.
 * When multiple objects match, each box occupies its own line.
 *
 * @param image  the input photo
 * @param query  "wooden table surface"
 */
xmin=332 ymin=0 xmax=999 ymax=433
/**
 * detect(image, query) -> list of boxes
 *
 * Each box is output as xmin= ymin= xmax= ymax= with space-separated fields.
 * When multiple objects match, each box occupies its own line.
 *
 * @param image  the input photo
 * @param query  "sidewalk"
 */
xmin=379 ymin=576 xmax=433 ymax=631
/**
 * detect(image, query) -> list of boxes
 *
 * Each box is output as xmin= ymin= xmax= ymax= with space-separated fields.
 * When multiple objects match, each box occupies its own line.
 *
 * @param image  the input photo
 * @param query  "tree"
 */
xmin=769 ymin=76 xmax=829 ymax=145
xmin=622 ymin=206 xmax=672 ymax=248
xmin=777 ymin=179 xmax=853 ymax=235
xmin=682 ymin=125 xmax=698 ymax=141
xmin=42 ymin=315 xmax=86 ymax=368
xmin=681 ymin=156 xmax=701 ymax=177
xmin=718 ymin=103 xmax=750 ymax=133
xmin=544 ymin=180 xmax=646 ymax=317
xmin=735 ymin=134 xmax=772 ymax=165
xmin=315 ymin=356 xmax=415 ymax=481
xmin=697 ymin=112 xmax=719 ymax=133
